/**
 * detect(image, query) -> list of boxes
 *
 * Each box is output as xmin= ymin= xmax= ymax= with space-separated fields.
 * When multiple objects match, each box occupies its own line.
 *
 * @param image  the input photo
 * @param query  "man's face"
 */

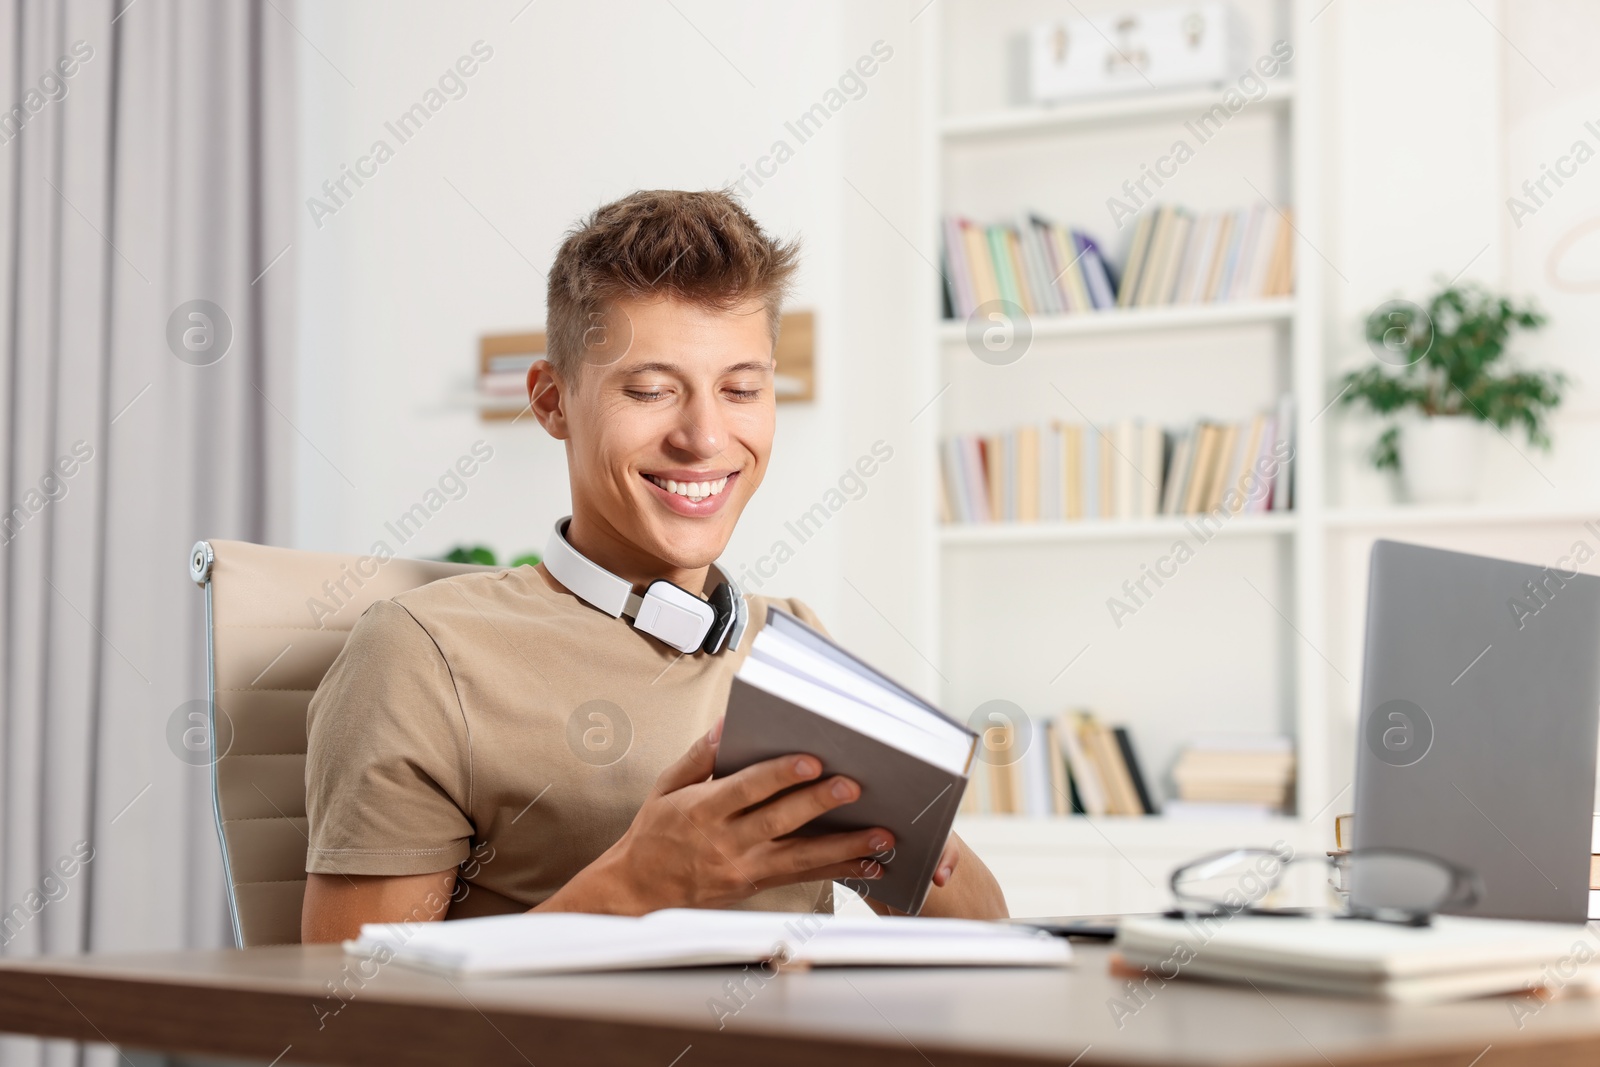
xmin=551 ymin=295 xmax=776 ymax=575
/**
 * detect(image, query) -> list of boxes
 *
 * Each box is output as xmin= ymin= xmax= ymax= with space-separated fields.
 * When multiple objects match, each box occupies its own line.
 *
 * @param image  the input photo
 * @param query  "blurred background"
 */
xmin=3 ymin=1 xmax=1600 ymax=1060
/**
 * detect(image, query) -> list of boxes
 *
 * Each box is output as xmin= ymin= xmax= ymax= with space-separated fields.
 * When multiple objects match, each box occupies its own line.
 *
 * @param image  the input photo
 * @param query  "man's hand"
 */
xmin=541 ymin=718 xmax=893 ymax=914
xmin=862 ymin=831 xmax=1008 ymax=920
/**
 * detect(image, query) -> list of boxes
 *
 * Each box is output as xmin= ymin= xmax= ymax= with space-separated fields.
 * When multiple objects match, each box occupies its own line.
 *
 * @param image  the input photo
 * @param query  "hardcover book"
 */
xmin=715 ymin=608 xmax=977 ymax=914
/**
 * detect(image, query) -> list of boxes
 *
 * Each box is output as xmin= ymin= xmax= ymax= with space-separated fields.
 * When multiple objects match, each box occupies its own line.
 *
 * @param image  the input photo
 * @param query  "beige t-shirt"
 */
xmin=305 ymin=565 xmax=833 ymax=917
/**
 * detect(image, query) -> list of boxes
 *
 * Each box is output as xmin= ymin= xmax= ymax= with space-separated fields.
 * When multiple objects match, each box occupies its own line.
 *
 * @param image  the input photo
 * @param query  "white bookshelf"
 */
xmin=915 ymin=0 xmax=1329 ymax=917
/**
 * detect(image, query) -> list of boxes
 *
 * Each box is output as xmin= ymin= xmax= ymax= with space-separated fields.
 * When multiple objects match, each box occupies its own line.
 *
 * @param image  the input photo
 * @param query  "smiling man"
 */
xmin=300 ymin=190 xmax=1005 ymax=942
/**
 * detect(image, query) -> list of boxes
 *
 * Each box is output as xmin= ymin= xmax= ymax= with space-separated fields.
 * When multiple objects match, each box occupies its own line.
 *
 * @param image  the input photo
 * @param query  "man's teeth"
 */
xmin=647 ymin=474 xmax=729 ymax=501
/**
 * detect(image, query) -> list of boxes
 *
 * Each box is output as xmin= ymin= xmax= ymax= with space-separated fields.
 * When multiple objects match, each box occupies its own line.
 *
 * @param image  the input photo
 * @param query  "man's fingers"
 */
xmin=759 ymin=827 xmax=893 ymax=879
xmin=755 ymin=858 xmax=888 ymax=892
xmin=709 ymin=751 xmax=825 ymax=814
xmin=654 ymin=718 xmax=723 ymax=795
xmin=732 ymin=775 xmax=861 ymax=845
xmin=932 ymin=837 xmax=961 ymax=887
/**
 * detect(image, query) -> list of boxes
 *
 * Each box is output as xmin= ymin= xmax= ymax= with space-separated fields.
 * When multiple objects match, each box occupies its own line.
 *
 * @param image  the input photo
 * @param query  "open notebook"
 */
xmin=1117 ymin=914 xmax=1598 ymax=1003
xmin=715 ymin=608 xmax=977 ymax=913
xmin=347 ymin=909 xmax=1072 ymax=978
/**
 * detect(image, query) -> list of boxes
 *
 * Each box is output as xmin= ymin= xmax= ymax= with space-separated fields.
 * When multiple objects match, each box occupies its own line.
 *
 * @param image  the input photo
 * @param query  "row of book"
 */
xmin=961 ymin=713 xmax=1298 ymax=820
xmin=963 ymin=710 xmax=1158 ymax=817
xmin=938 ymin=396 xmax=1294 ymax=524
xmin=938 ymin=201 xmax=1295 ymax=320
xmin=1117 ymin=202 xmax=1295 ymax=309
xmin=941 ymin=215 xmax=1117 ymax=319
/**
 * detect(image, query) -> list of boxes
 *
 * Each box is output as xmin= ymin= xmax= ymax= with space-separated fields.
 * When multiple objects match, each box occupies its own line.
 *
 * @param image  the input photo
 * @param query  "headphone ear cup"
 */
xmin=701 ymin=582 xmax=738 ymax=655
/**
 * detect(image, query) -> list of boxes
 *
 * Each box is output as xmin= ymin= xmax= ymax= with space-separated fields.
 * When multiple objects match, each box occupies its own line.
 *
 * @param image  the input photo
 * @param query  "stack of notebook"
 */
xmin=1168 ymin=734 xmax=1296 ymax=817
xmin=1116 ymin=914 xmax=1597 ymax=1003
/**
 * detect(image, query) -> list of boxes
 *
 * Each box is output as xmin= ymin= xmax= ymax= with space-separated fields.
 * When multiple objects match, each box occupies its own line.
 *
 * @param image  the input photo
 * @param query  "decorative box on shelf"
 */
xmin=1020 ymin=2 xmax=1251 ymax=106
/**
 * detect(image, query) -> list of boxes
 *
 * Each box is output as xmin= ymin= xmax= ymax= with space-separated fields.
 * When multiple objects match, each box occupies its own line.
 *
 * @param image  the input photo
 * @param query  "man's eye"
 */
xmin=625 ymin=389 xmax=668 ymax=402
xmin=726 ymin=386 xmax=763 ymax=400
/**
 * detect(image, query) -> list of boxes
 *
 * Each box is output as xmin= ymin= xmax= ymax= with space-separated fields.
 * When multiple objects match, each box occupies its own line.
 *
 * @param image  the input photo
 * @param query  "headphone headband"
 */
xmin=542 ymin=517 xmax=747 ymax=655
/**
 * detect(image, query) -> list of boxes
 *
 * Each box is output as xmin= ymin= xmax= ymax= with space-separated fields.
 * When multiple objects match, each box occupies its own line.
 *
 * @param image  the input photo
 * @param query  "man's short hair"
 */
xmin=545 ymin=189 xmax=799 ymax=378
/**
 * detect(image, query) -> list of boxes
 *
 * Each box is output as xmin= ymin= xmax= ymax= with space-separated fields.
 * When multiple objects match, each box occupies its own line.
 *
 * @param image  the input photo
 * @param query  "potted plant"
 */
xmin=1337 ymin=283 xmax=1564 ymax=504
xmin=442 ymin=545 xmax=542 ymax=567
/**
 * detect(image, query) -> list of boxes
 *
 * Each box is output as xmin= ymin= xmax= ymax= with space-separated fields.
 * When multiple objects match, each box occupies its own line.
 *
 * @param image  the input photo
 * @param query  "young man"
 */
xmin=301 ymin=190 xmax=1006 ymax=942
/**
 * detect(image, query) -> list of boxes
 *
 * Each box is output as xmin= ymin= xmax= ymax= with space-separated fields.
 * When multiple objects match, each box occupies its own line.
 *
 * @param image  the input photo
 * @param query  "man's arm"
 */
xmin=302 ymin=870 xmax=456 ymax=943
xmin=303 ymin=720 xmax=900 ymax=942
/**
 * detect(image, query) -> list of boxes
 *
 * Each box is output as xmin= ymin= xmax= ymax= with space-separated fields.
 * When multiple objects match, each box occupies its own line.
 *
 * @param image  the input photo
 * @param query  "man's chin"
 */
xmin=635 ymin=519 xmax=736 ymax=572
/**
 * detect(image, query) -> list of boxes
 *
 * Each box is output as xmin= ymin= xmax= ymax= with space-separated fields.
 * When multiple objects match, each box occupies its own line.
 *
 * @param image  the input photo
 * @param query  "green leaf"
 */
xmin=508 ymin=552 xmax=542 ymax=568
xmin=442 ymin=545 xmax=498 ymax=565
xmin=1340 ymin=282 xmax=1562 ymax=473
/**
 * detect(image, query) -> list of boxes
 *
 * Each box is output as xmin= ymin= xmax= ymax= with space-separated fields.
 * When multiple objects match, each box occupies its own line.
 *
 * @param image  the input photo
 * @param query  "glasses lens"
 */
xmin=1173 ymin=850 xmax=1286 ymax=910
xmin=1346 ymin=852 xmax=1455 ymax=915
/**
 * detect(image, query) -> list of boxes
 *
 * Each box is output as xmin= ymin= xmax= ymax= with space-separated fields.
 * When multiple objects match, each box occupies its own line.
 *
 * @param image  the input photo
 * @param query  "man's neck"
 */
xmin=559 ymin=511 xmax=713 ymax=596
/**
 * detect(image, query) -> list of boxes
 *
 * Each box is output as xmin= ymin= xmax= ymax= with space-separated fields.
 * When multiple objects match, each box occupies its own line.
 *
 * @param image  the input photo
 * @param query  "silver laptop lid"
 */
xmin=1354 ymin=539 xmax=1600 ymax=922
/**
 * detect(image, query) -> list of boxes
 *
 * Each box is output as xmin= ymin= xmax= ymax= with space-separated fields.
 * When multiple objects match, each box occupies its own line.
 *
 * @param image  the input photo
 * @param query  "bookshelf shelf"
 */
xmin=936 ymin=298 xmax=1295 ymax=343
xmin=941 ymin=81 xmax=1295 ymax=142
xmin=1325 ymin=505 xmax=1600 ymax=530
xmin=940 ymin=513 xmax=1296 ymax=546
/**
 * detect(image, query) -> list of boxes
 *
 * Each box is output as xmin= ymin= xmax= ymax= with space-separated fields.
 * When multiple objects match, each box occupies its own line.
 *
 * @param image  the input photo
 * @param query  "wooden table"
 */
xmin=2 ymin=941 xmax=1600 ymax=1066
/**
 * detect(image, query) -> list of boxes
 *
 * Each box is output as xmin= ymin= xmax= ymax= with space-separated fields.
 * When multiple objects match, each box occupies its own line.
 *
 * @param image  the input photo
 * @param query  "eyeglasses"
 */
xmin=1168 ymin=846 xmax=1483 ymax=927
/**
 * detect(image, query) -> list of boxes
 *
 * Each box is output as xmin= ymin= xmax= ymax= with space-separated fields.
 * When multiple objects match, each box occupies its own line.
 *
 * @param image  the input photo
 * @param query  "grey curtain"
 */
xmin=0 ymin=1 xmax=296 ymax=1064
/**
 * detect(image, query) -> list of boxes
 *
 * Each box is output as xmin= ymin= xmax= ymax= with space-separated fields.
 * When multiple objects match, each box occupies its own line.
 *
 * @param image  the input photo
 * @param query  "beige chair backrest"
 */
xmin=190 ymin=539 xmax=495 ymax=947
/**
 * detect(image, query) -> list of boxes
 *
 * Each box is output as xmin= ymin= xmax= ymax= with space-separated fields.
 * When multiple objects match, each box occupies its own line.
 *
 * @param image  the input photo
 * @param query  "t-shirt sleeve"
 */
xmin=305 ymin=599 xmax=474 ymax=876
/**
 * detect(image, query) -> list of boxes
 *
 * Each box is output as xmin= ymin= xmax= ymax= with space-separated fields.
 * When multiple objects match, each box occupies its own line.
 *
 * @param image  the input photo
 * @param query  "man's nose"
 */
xmin=666 ymin=390 xmax=726 ymax=457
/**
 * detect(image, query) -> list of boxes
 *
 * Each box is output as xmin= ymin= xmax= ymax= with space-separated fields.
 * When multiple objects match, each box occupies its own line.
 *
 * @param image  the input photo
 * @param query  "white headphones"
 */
xmin=542 ymin=517 xmax=749 ymax=655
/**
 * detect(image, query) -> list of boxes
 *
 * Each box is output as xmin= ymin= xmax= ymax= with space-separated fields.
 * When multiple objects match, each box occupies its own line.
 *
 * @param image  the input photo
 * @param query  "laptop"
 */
xmin=1354 ymin=539 xmax=1600 ymax=922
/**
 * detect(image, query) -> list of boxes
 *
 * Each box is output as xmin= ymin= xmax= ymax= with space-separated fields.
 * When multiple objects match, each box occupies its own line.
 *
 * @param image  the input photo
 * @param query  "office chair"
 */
xmin=189 ymin=539 xmax=494 ymax=946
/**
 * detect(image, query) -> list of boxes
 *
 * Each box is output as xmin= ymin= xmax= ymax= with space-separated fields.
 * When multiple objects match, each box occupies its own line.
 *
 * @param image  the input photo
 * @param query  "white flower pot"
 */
xmin=1400 ymin=415 xmax=1485 ymax=505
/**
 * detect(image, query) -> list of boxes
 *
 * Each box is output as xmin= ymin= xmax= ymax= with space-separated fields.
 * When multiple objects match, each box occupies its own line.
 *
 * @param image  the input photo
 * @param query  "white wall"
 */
xmin=1319 ymin=0 xmax=1600 ymax=804
xmin=290 ymin=0 xmax=936 ymax=682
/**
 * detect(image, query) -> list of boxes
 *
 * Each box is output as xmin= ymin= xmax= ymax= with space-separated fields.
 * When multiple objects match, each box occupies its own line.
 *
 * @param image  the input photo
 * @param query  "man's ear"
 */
xmin=527 ymin=359 xmax=570 ymax=440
